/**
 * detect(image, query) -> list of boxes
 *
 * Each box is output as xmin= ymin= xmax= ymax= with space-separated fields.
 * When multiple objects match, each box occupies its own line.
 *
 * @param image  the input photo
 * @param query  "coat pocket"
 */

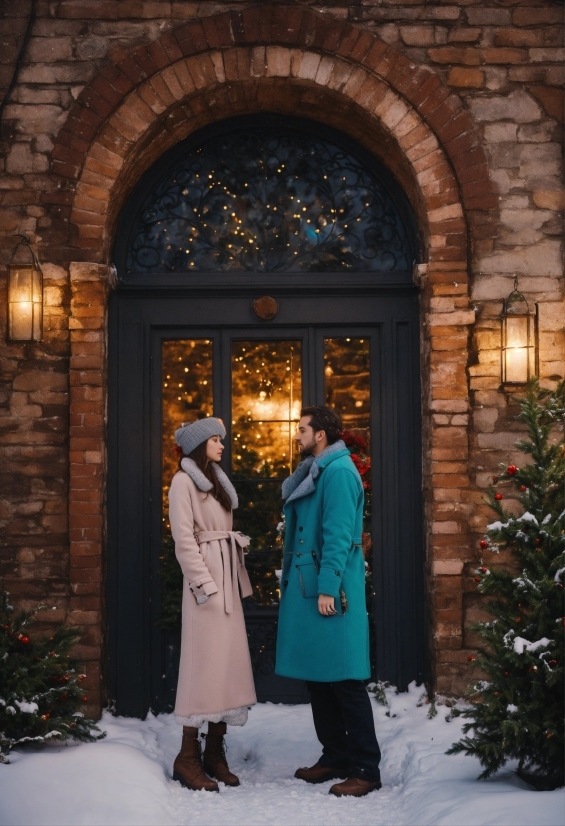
xmin=296 ymin=561 xmax=318 ymax=599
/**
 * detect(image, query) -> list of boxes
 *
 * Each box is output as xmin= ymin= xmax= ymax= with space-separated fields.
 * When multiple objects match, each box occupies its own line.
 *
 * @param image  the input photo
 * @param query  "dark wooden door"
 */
xmin=107 ymin=279 xmax=425 ymax=717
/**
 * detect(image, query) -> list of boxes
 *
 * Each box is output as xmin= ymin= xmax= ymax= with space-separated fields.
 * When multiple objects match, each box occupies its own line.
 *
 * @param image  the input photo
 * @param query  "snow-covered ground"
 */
xmin=0 ymin=682 xmax=563 ymax=826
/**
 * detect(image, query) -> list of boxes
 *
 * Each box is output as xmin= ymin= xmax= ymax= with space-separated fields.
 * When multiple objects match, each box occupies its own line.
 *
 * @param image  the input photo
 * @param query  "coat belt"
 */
xmin=195 ymin=530 xmax=253 ymax=613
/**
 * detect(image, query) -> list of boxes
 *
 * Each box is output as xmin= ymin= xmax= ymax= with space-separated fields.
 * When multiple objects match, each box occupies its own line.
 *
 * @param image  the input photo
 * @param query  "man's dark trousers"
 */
xmin=306 ymin=679 xmax=381 ymax=783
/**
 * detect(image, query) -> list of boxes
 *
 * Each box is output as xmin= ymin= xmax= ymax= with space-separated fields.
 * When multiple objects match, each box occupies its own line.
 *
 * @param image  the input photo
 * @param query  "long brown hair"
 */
xmin=183 ymin=440 xmax=232 ymax=512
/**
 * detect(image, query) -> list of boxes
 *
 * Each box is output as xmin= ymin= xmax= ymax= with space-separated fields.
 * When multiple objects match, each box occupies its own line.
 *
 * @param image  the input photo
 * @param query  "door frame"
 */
xmin=107 ymin=280 xmax=426 ymax=716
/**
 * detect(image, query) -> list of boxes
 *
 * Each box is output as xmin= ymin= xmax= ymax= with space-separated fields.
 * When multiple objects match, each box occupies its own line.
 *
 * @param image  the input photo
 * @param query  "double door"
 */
xmin=107 ymin=285 xmax=425 ymax=716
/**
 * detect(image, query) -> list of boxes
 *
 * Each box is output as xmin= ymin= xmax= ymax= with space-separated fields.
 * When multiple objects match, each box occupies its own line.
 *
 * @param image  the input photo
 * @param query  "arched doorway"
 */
xmin=108 ymin=114 xmax=425 ymax=716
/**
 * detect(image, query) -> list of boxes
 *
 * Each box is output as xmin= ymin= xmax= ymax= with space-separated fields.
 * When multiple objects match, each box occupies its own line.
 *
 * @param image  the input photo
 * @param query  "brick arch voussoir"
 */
xmin=52 ymin=5 xmax=494 ymax=224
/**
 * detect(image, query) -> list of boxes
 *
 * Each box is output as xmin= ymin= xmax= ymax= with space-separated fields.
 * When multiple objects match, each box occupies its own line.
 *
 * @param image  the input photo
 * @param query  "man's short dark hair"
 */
xmin=301 ymin=406 xmax=342 ymax=445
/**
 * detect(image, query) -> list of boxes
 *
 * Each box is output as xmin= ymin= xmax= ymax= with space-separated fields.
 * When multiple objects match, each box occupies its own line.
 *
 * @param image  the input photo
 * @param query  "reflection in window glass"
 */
xmin=231 ymin=340 xmax=302 ymax=605
xmin=162 ymin=340 xmax=213 ymax=526
xmin=325 ymin=336 xmax=371 ymax=553
xmin=231 ymin=340 xmax=302 ymax=479
xmin=324 ymin=337 xmax=370 ymax=433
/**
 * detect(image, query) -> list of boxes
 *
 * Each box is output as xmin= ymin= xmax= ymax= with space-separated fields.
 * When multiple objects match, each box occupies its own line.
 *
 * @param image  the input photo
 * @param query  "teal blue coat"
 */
xmin=275 ymin=448 xmax=371 ymax=682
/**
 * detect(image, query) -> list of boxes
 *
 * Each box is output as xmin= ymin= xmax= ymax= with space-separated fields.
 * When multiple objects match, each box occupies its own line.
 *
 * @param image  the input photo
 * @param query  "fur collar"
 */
xmin=180 ymin=458 xmax=238 ymax=509
xmin=281 ymin=440 xmax=348 ymax=504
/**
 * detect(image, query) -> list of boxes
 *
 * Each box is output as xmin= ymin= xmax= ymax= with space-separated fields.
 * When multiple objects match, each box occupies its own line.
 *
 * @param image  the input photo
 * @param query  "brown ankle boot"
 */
xmin=173 ymin=727 xmax=219 ymax=792
xmin=203 ymin=721 xmax=240 ymax=787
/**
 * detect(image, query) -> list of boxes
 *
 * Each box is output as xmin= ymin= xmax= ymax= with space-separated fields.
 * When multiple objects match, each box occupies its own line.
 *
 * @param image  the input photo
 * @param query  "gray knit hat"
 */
xmin=175 ymin=417 xmax=226 ymax=456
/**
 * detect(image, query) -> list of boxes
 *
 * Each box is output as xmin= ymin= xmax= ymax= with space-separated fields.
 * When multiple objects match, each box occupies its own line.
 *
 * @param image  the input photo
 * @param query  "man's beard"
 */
xmin=298 ymin=438 xmax=317 ymax=458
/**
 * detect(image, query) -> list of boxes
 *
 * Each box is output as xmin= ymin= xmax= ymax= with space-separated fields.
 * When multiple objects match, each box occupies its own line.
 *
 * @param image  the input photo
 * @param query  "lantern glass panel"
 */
xmin=9 ymin=265 xmax=34 ymax=302
xmin=8 ymin=263 xmax=43 ymax=341
xmin=503 ymin=315 xmax=532 ymax=384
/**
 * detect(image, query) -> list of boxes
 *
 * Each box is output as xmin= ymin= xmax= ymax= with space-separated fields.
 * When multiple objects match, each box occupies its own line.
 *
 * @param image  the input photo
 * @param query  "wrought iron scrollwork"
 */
xmin=125 ymin=127 xmax=411 ymax=273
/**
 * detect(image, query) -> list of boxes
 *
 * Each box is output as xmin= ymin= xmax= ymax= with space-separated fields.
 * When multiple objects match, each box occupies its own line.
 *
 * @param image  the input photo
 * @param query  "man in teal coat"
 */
xmin=275 ymin=406 xmax=381 ymax=797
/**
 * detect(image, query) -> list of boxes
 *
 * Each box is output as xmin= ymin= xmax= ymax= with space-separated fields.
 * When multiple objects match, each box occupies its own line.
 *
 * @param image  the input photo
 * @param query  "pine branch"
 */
xmin=0 ymin=587 xmax=105 ymax=763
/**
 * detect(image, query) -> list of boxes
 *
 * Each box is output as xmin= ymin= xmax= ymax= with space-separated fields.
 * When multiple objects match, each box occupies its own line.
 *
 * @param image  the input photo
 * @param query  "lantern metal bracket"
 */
xmin=10 ymin=234 xmax=43 ymax=273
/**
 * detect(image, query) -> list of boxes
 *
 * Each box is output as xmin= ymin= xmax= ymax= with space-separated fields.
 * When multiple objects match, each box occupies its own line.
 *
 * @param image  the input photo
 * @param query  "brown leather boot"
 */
xmin=202 ymin=721 xmax=240 ymax=787
xmin=329 ymin=776 xmax=382 ymax=797
xmin=173 ymin=727 xmax=219 ymax=792
xmin=295 ymin=760 xmax=348 ymax=784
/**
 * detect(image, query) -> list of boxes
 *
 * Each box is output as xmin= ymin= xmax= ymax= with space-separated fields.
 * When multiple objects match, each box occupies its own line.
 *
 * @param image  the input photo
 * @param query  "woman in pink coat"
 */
xmin=168 ymin=417 xmax=256 ymax=792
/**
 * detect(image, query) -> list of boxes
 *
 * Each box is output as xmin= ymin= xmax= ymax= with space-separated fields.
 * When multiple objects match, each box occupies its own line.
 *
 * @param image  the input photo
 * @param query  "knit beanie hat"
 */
xmin=174 ymin=417 xmax=226 ymax=456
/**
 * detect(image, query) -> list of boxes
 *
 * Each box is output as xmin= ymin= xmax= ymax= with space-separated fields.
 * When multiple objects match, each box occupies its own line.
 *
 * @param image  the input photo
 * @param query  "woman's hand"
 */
xmin=318 ymin=594 xmax=336 ymax=616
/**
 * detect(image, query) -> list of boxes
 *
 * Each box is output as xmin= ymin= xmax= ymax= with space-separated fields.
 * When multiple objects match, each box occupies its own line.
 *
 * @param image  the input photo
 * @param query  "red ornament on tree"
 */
xmin=82 ymin=696 xmax=88 ymax=703
xmin=492 ymin=475 xmax=498 ymax=483
xmin=18 ymin=634 xmax=30 ymax=645
xmin=520 ymin=485 xmax=527 ymax=492
xmin=507 ymin=465 xmax=517 ymax=475
xmin=41 ymin=713 xmax=50 ymax=721
xmin=495 ymin=493 xmax=503 ymax=501
xmin=504 ymin=671 xmax=510 ymax=677
xmin=78 ymin=674 xmax=86 ymax=682
xmin=474 ymin=576 xmax=481 ymax=582
xmin=480 ymin=540 xmax=488 ymax=549
xmin=480 ymin=566 xmax=488 ymax=573
xmin=467 ymin=655 xmax=476 ymax=662
xmin=549 ymin=660 xmax=557 ymax=667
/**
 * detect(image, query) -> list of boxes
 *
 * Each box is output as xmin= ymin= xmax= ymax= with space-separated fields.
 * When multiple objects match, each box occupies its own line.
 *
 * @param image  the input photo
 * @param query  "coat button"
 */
xmin=283 ymin=580 xmax=288 ymax=587
xmin=299 ymin=526 xmax=303 ymax=532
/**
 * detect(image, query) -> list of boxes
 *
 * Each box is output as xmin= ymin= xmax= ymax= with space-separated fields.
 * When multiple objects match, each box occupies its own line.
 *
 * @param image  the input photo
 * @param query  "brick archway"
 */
xmin=51 ymin=6 xmax=496 ymax=264
xmin=53 ymin=6 xmax=490 ymax=706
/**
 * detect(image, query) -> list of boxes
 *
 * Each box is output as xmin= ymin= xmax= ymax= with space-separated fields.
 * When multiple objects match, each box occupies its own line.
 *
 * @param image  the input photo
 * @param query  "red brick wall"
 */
xmin=0 ymin=1 xmax=563 ymax=710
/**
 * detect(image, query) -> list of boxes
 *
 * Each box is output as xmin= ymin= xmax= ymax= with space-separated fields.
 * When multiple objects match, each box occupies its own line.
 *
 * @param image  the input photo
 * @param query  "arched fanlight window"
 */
xmin=115 ymin=116 xmax=418 ymax=277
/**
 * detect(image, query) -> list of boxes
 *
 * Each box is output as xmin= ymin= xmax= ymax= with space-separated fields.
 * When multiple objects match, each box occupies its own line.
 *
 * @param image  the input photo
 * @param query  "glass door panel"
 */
xmin=161 ymin=338 xmax=213 ymax=527
xmin=324 ymin=336 xmax=372 ymax=547
xmin=231 ymin=339 xmax=302 ymax=605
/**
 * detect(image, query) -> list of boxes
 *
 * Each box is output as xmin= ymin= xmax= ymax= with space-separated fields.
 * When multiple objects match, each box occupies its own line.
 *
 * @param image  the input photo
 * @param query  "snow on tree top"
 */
xmin=554 ymin=567 xmax=565 ymax=582
xmin=512 ymin=636 xmax=552 ymax=655
xmin=517 ymin=512 xmax=539 ymax=525
xmin=488 ymin=512 xmax=540 ymax=532
xmin=14 ymin=700 xmax=38 ymax=714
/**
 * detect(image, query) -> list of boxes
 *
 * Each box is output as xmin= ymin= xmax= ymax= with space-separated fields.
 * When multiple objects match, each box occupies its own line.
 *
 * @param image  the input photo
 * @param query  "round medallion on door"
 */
xmin=252 ymin=296 xmax=279 ymax=321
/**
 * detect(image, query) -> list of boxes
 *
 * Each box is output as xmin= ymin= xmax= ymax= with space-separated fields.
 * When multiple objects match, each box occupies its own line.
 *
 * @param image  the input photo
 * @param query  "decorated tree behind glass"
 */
xmin=0 ymin=588 xmax=104 ymax=763
xmin=448 ymin=380 xmax=564 ymax=790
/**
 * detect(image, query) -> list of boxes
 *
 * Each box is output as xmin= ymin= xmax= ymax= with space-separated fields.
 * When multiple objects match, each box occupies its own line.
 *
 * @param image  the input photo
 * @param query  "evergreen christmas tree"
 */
xmin=0 ymin=588 xmax=105 ymax=763
xmin=448 ymin=380 xmax=564 ymax=790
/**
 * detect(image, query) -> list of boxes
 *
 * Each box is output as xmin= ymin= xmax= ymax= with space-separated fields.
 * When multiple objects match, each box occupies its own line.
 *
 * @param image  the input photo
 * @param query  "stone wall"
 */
xmin=0 ymin=0 xmax=563 ymax=711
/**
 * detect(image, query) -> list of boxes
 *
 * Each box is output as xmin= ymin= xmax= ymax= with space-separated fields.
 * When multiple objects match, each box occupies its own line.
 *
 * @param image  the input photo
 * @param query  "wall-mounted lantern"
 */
xmin=500 ymin=277 xmax=537 ymax=387
xmin=7 ymin=235 xmax=43 ymax=342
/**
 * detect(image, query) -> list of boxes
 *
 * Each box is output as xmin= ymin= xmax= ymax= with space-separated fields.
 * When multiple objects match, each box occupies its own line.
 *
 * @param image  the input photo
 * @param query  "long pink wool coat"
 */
xmin=168 ymin=470 xmax=256 ymax=726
